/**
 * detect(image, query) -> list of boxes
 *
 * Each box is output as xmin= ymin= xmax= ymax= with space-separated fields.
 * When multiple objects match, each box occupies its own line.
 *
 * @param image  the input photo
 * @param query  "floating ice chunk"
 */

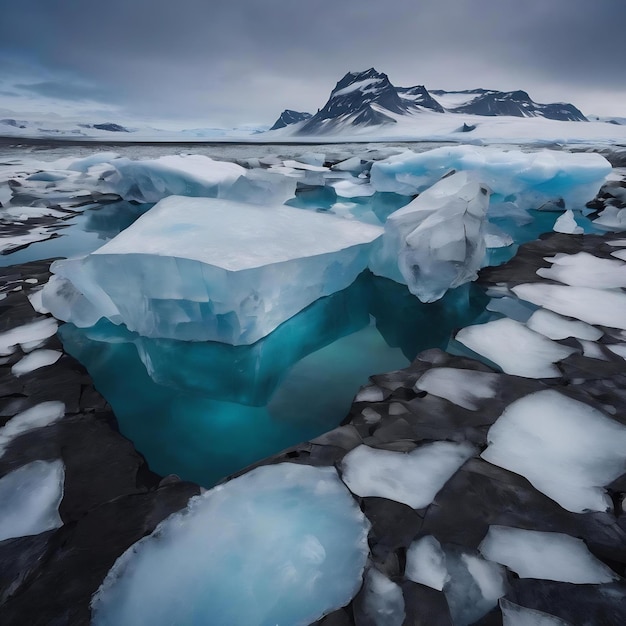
xmin=11 ymin=349 xmax=62 ymax=377
xmin=484 ymin=222 xmax=514 ymax=248
xmin=369 ymin=171 xmax=490 ymax=302
xmin=340 ymin=441 xmax=475 ymax=509
xmin=0 ymin=226 xmax=59 ymax=255
xmin=607 ymin=239 xmax=626 ymax=247
xmin=359 ymin=568 xmax=405 ymax=626
xmin=415 ymin=367 xmax=499 ymax=410
xmin=608 ymin=343 xmax=626 ymax=359
xmin=538 ymin=252 xmax=626 ymax=288
xmin=92 ymin=464 xmax=369 ymax=626
xmin=27 ymin=288 xmax=49 ymax=315
xmin=43 ymin=196 xmax=382 ymax=345
xmin=482 ymin=390 xmax=626 ymax=512
xmin=283 ymin=159 xmax=328 ymax=172
xmin=405 ymin=535 xmax=449 ymax=591
xmin=67 ymin=152 xmax=120 ymax=172
xmin=333 ymin=156 xmax=368 ymax=173
xmin=0 ymin=318 xmax=58 ymax=356
xmin=500 ymin=599 xmax=572 ymax=626
xmin=479 ymin=526 xmax=618 ymax=584
xmin=612 ymin=249 xmax=626 ymax=261
xmin=553 ymin=210 xmax=583 ymax=234
xmin=444 ymin=549 xmax=508 ymax=626
xmin=108 ymin=155 xmax=246 ymax=202
xmin=0 ymin=401 xmax=65 ymax=457
xmin=0 ymin=460 xmax=64 ymax=541
xmin=224 ymin=168 xmax=296 ymax=205
xmin=512 ymin=284 xmax=626 ymax=330
xmin=579 ymin=339 xmax=608 ymax=360
xmin=593 ymin=206 xmax=626 ymax=231
xmin=456 ymin=318 xmax=576 ymax=378
xmin=332 ymin=179 xmax=376 ymax=198
xmin=526 ymin=309 xmax=602 ymax=341
xmin=370 ymin=147 xmax=610 ymax=210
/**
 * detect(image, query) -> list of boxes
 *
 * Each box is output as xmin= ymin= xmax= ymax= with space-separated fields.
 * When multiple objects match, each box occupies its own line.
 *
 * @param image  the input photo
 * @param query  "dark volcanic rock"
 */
xmin=92 ymin=123 xmax=129 ymax=132
xmin=270 ymin=109 xmax=313 ymax=130
xmin=397 ymin=85 xmax=444 ymax=113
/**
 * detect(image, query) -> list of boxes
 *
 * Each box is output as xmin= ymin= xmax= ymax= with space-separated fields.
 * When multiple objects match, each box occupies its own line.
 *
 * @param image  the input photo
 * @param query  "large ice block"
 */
xmin=43 ymin=196 xmax=383 ymax=345
xmin=369 ymin=171 xmax=490 ymax=302
xmin=370 ymin=146 xmax=611 ymax=211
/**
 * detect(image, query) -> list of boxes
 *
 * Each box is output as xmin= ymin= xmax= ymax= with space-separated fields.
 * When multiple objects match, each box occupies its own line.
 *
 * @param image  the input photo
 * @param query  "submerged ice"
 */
xmin=91 ymin=463 xmax=370 ymax=626
xmin=43 ymin=196 xmax=382 ymax=345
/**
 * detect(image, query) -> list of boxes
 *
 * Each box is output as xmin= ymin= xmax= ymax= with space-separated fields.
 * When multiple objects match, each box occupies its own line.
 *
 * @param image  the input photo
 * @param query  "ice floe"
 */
xmin=0 ymin=460 xmax=65 ymax=541
xmin=405 ymin=535 xmax=449 ymax=591
xmin=340 ymin=441 xmax=476 ymax=508
xmin=553 ymin=210 xmax=583 ymax=234
xmin=415 ymin=367 xmax=499 ymax=410
xmin=11 ymin=349 xmax=62 ymax=377
xmin=537 ymin=252 xmax=626 ymax=288
xmin=358 ymin=568 xmax=405 ymax=626
xmin=512 ymin=284 xmax=626 ymax=330
xmin=0 ymin=317 xmax=58 ymax=356
xmin=499 ymin=599 xmax=571 ymax=626
xmin=43 ymin=196 xmax=382 ymax=344
xmin=0 ymin=401 xmax=65 ymax=457
xmin=455 ymin=318 xmax=576 ymax=378
xmin=479 ymin=526 xmax=618 ymax=584
xmin=91 ymin=463 xmax=370 ymax=626
xmin=369 ymin=147 xmax=610 ymax=210
xmin=525 ymin=309 xmax=603 ymax=341
xmin=481 ymin=390 xmax=626 ymax=512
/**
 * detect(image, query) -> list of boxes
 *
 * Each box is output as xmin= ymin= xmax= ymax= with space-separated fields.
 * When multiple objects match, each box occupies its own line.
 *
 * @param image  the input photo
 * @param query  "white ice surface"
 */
xmin=612 ymin=249 xmax=626 ymax=261
xmin=369 ymin=171 xmax=490 ymax=302
xmin=500 ymin=599 xmax=572 ymax=626
xmin=0 ymin=318 xmax=58 ymax=356
xmin=0 ymin=460 xmax=64 ymax=541
xmin=481 ymin=389 xmax=626 ymax=512
xmin=512 ymin=284 xmax=626 ymax=330
xmin=526 ymin=309 xmax=603 ymax=341
xmin=369 ymin=146 xmax=610 ymax=210
xmin=11 ymin=349 xmax=62 ymax=377
xmin=479 ymin=526 xmax=618 ymax=584
xmin=455 ymin=318 xmax=576 ymax=378
xmin=360 ymin=568 xmax=405 ymax=626
xmin=43 ymin=196 xmax=382 ymax=345
xmin=0 ymin=401 xmax=65 ymax=457
xmin=553 ymin=210 xmax=583 ymax=234
xmin=415 ymin=367 xmax=499 ymax=410
xmin=608 ymin=343 xmax=626 ymax=359
xmin=405 ymin=535 xmax=449 ymax=591
xmin=593 ymin=206 xmax=626 ymax=231
xmin=108 ymin=154 xmax=246 ymax=203
xmin=537 ymin=252 xmax=626 ymax=288
xmin=91 ymin=463 xmax=370 ymax=626
xmin=340 ymin=441 xmax=475 ymax=509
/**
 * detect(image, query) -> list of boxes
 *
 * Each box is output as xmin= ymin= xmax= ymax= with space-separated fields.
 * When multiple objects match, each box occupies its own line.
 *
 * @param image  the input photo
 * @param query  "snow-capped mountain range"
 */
xmin=270 ymin=68 xmax=588 ymax=135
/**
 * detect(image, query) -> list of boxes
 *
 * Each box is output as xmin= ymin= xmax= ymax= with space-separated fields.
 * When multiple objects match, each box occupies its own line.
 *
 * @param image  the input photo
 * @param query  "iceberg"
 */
xmin=369 ymin=171 xmax=490 ymax=302
xmin=92 ymin=463 xmax=370 ymax=626
xmin=43 ymin=196 xmax=383 ymax=345
xmin=370 ymin=146 xmax=611 ymax=211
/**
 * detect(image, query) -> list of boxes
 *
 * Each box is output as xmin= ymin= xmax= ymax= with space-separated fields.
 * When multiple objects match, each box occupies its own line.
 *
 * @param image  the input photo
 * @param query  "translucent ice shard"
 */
xmin=481 ymin=390 xmax=626 ymax=512
xmin=358 ymin=568 xmax=405 ymax=626
xmin=370 ymin=146 xmax=611 ymax=210
xmin=537 ymin=252 xmax=626 ymax=288
xmin=479 ymin=526 xmax=618 ymax=584
xmin=91 ymin=463 xmax=370 ymax=626
xmin=369 ymin=171 xmax=490 ymax=302
xmin=340 ymin=441 xmax=476 ymax=508
xmin=43 ymin=196 xmax=383 ymax=345
xmin=0 ymin=460 xmax=65 ymax=541
xmin=553 ymin=210 xmax=583 ymax=234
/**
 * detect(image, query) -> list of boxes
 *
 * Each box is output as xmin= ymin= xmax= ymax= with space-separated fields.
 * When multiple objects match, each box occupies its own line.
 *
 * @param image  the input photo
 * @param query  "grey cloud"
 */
xmin=0 ymin=0 xmax=624 ymax=124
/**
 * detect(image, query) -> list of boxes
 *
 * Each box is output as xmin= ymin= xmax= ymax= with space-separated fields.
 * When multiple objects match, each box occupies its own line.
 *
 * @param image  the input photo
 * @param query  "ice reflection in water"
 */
xmin=60 ymin=273 xmax=488 ymax=487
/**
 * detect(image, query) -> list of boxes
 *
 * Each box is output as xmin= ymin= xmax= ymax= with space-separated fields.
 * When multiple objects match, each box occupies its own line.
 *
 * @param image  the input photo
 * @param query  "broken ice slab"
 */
xmin=369 ymin=171 xmax=490 ymax=302
xmin=370 ymin=146 xmax=611 ymax=211
xmin=43 ymin=196 xmax=383 ymax=345
xmin=91 ymin=464 xmax=370 ymax=626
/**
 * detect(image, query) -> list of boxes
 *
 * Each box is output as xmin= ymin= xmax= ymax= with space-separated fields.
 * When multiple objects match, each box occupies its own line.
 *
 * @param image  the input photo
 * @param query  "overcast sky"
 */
xmin=0 ymin=0 xmax=624 ymax=128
